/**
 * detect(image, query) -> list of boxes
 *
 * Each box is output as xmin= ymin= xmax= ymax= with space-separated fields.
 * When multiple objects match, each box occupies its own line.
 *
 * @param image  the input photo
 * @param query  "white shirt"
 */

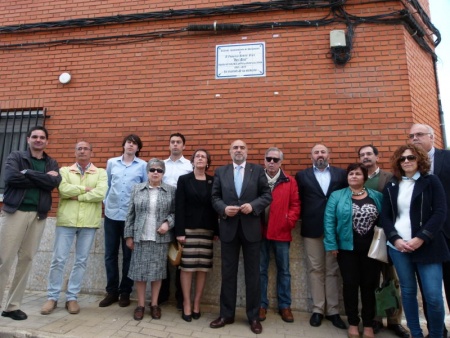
xmin=163 ymin=156 xmax=192 ymax=187
xmin=313 ymin=165 xmax=331 ymax=195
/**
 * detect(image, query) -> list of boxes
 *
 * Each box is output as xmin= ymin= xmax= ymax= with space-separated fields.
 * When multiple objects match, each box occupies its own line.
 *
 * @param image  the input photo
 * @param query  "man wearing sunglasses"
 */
xmin=409 ymin=123 xmax=450 ymax=337
xmin=259 ymin=147 xmax=300 ymax=323
xmin=295 ymin=144 xmax=348 ymax=329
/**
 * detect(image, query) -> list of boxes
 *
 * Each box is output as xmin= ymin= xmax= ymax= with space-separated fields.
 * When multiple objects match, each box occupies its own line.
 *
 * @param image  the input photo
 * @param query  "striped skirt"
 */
xmin=128 ymin=240 xmax=169 ymax=282
xmin=180 ymin=228 xmax=214 ymax=272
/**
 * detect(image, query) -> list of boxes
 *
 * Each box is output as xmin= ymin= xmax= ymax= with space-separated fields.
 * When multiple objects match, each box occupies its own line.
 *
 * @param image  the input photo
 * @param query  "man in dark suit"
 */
xmin=295 ymin=144 xmax=347 ymax=329
xmin=409 ymin=123 xmax=450 ymax=337
xmin=359 ymin=144 xmax=409 ymax=338
xmin=210 ymin=139 xmax=272 ymax=335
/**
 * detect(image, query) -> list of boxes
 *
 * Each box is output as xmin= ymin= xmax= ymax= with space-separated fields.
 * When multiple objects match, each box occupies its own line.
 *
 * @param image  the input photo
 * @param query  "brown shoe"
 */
xmin=150 ymin=305 xmax=161 ymax=319
xmin=99 ymin=293 xmax=119 ymax=307
xmin=210 ymin=316 xmax=235 ymax=328
xmin=279 ymin=308 xmax=294 ymax=322
xmin=65 ymin=300 xmax=80 ymax=314
xmin=249 ymin=319 xmax=263 ymax=334
xmin=119 ymin=294 xmax=131 ymax=307
xmin=133 ymin=306 xmax=145 ymax=320
xmin=258 ymin=307 xmax=267 ymax=321
xmin=41 ymin=300 xmax=57 ymax=315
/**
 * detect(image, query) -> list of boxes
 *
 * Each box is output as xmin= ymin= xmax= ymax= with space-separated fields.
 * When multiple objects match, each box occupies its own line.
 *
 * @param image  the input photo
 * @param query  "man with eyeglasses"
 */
xmin=409 ymin=123 xmax=450 ymax=337
xmin=0 ymin=126 xmax=61 ymax=321
xmin=358 ymin=144 xmax=409 ymax=338
xmin=295 ymin=144 xmax=348 ymax=329
xmin=159 ymin=132 xmax=193 ymax=308
xmin=99 ymin=134 xmax=147 ymax=308
xmin=41 ymin=141 xmax=108 ymax=315
xmin=210 ymin=139 xmax=272 ymax=334
xmin=258 ymin=147 xmax=300 ymax=323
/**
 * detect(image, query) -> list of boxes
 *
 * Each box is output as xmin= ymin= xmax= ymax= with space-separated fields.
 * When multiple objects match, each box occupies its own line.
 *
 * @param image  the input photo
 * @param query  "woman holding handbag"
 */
xmin=381 ymin=144 xmax=449 ymax=338
xmin=174 ymin=149 xmax=218 ymax=322
xmin=324 ymin=163 xmax=382 ymax=338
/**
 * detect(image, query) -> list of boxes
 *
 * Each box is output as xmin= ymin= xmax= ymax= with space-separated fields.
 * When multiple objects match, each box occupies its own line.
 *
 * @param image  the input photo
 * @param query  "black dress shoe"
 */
xmin=181 ymin=311 xmax=192 ymax=322
xmin=387 ymin=324 xmax=410 ymax=338
xmin=373 ymin=320 xmax=384 ymax=334
xmin=325 ymin=314 xmax=347 ymax=329
xmin=249 ymin=319 xmax=262 ymax=334
xmin=310 ymin=312 xmax=324 ymax=327
xmin=210 ymin=317 xmax=234 ymax=328
xmin=1 ymin=309 xmax=28 ymax=320
xmin=192 ymin=311 xmax=201 ymax=320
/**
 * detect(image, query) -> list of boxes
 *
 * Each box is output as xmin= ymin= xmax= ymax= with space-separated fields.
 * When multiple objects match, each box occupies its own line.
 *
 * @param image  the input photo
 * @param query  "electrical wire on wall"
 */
xmin=0 ymin=0 xmax=439 ymax=66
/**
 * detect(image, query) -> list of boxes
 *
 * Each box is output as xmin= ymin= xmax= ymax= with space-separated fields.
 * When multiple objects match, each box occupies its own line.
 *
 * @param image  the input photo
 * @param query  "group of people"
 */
xmin=0 ymin=124 xmax=449 ymax=338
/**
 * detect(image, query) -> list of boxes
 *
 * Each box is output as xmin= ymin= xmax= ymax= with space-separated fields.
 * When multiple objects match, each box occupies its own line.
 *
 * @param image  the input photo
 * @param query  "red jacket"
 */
xmin=262 ymin=170 xmax=301 ymax=242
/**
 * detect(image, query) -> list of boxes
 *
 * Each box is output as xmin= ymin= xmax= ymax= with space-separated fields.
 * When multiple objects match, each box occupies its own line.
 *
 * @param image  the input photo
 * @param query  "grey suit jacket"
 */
xmin=212 ymin=162 xmax=272 ymax=243
xmin=377 ymin=169 xmax=393 ymax=192
xmin=124 ymin=182 xmax=176 ymax=243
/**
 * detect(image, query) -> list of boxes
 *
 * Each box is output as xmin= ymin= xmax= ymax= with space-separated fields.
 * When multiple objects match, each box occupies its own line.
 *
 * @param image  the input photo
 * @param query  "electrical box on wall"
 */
xmin=330 ymin=30 xmax=346 ymax=47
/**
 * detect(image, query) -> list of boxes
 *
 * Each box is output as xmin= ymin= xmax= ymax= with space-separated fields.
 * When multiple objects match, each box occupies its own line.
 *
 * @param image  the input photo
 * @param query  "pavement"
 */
xmin=0 ymin=290 xmax=445 ymax=338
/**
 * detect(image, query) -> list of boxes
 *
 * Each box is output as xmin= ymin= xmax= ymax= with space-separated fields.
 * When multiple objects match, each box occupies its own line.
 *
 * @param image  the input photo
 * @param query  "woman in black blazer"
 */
xmin=175 ymin=149 xmax=218 ymax=322
xmin=381 ymin=144 xmax=449 ymax=338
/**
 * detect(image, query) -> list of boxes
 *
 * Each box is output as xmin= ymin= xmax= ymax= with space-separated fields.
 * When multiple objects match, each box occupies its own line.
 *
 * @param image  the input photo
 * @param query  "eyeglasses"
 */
xmin=149 ymin=168 xmax=164 ymax=173
xmin=76 ymin=147 xmax=91 ymax=151
xmin=265 ymin=157 xmax=281 ymax=163
xmin=399 ymin=155 xmax=417 ymax=162
xmin=408 ymin=132 xmax=430 ymax=139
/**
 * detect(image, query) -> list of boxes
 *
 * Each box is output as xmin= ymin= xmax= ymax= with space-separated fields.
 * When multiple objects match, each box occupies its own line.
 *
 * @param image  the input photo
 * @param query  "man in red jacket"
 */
xmin=259 ymin=147 xmax=300 ymax=323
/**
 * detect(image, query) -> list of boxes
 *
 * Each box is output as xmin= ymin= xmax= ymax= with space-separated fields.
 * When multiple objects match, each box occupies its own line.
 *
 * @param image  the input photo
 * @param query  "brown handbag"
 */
xmin=168 ymin=241 xmax=183 ymax=266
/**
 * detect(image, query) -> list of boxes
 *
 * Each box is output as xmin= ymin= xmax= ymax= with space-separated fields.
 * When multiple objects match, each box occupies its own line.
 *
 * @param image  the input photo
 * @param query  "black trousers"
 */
xmin=219 ymin=222 xmax=261 ymax=321
xmin=337 ymin=249 xmax=381 ymax=327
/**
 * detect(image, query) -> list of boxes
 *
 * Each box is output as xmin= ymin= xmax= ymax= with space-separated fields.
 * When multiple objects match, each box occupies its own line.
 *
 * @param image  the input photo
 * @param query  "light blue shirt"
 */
xmin=313 ymin=165 xmax=331 ymax=195
xmin=163 ymin=156 xmax=192 ymax=187
xmin=104 ymin=155 xmax=147 ymax=221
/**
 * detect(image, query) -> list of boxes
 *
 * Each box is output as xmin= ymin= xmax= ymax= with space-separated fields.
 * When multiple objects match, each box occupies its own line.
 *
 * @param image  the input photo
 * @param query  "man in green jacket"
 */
xmin=40 ymin=141 xmax=108 ymax=315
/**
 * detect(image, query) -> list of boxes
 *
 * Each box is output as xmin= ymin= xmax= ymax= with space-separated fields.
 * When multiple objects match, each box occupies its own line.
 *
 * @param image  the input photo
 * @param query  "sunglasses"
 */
xmin=265 ymin=157 xmax=281 ymax=163
xmin=149 ymin=168 xmax=164 ymax=173
xmin=399 ymin=155 xmax=417 ymax=163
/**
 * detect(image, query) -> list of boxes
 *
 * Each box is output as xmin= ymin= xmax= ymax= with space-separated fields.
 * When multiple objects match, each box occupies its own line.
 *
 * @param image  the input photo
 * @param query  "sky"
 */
xmin=430 ymin=1 xmax=450 ymax=147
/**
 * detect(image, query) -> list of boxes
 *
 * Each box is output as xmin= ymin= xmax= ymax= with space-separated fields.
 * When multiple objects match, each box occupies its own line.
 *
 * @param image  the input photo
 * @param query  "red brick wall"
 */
xmin=0 ymin=0 xmax=439 ymax=213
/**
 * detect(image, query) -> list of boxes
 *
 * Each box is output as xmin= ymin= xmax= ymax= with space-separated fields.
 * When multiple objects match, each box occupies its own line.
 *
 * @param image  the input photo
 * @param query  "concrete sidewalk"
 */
xmin=0 ymin=291 xmax=440 ymax=338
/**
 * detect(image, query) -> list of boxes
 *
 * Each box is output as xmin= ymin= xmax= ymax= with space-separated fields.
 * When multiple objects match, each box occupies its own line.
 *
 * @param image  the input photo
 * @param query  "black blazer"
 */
xmin=174 ymin=172 xmax=218 ymax=237
xmin=381 ymin=174 xmax=450 ymax=264
xmin=212 ymin=162 xmax=272 ymax=243
xmin=434 ymin=148 xmax=450 ymax=238
xmin=295 ymin=166 xmax=347 ymax=238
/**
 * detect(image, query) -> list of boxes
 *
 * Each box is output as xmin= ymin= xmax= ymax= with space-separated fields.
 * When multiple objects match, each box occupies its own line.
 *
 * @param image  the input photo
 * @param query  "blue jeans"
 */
xmin=104 ymin=216 xmax=133 ymax=295
xmin=47 ymin=227 xmax=96 ymax=301
xmin=260 ymin=239 xmax=291 ymax=310
xmin=389 ymin=247 xmax=445 ymax=338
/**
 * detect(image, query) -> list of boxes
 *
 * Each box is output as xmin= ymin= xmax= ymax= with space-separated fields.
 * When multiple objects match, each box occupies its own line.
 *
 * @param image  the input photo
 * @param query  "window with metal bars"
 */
xmin=0 ymin=108 xmax=46 ymax=196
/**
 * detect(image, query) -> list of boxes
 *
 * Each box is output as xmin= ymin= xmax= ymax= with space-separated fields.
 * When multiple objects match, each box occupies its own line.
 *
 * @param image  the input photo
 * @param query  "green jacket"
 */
xmin=323 ymin=187 xmax=383 ymax=251
xmin=56 ymin=163 xmax=108 ymax=228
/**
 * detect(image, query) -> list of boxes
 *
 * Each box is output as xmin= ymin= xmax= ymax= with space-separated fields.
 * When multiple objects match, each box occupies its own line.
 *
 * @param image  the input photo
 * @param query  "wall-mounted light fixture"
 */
xmin=59 ymin=72 xmax=71 ymax=84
